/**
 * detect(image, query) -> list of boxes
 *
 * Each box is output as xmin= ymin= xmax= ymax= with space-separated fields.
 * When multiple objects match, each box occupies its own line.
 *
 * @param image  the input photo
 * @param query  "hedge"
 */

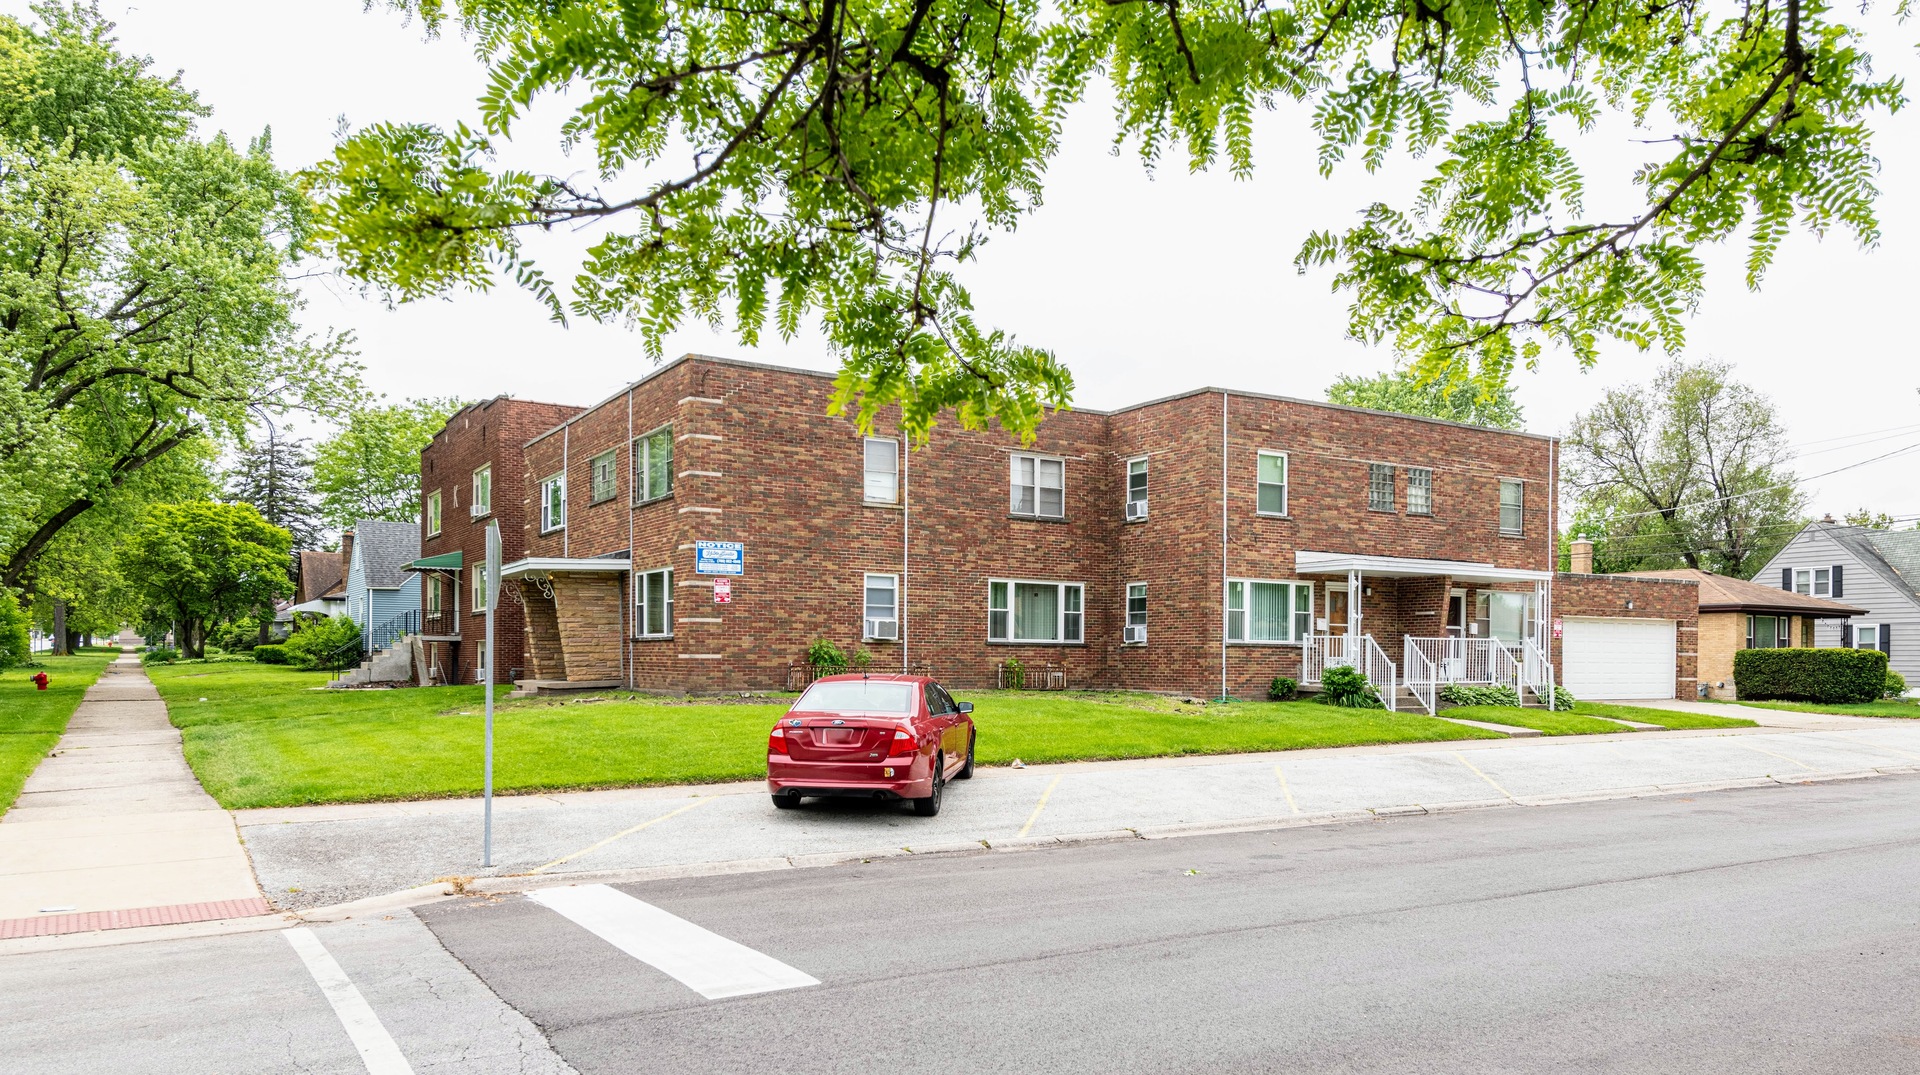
xmin=252 ymin=644 xmax=290 ymax=665
xmin=1734 ymin=647 xmax=1888 ymax=704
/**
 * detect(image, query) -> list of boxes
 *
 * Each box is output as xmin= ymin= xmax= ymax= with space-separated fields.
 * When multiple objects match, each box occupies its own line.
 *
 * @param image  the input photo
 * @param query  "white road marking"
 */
xmin=528 ymin=883 xmax=819 ymax=1000
xmin=284 ymin=927 xmax=416 ymax=1075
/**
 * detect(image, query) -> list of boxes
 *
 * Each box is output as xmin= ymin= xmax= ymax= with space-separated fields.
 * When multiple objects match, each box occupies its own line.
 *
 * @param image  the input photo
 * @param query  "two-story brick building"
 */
xmin=473 ymin=354 xmax=1691 ymax=704
xmin=412 ymin=395 xmax=583 ymax=684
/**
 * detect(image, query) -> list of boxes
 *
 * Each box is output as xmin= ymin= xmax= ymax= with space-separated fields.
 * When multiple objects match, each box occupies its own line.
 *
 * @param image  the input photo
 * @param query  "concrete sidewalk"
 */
xmin=237 ymin=709 xmax=1920 ymax=913
xmin=0 ymin=641 xmax=266 ymax=934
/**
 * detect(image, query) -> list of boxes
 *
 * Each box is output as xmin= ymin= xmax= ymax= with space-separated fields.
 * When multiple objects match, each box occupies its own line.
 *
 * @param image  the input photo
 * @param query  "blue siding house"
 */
xmin=345 ymin=520 xmax=422 ymax=649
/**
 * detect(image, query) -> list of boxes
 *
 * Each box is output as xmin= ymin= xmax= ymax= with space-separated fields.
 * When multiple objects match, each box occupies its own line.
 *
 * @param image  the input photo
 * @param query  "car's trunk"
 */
xmin=780 ymin=717 xmax=905 ymax=762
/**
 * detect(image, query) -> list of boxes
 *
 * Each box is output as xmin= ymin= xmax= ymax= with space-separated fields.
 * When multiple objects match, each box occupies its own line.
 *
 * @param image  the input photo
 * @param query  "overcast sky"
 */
xmin=40 ymin=1 xmax=1920 ymax=516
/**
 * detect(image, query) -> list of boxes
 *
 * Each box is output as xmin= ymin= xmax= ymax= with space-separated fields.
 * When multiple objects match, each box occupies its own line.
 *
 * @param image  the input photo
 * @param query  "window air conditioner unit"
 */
xmin=865 ymin=618 xmax=899 ymax=641
xmin=1124 ymin=625 xmax=1147 ymax=645
xmin=1125 ymin=500 xmax=1149 ymax=521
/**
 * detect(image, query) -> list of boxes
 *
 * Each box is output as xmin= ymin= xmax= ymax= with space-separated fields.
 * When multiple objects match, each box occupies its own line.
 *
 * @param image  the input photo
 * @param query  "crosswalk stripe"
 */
xmin=528 ymin=884 xmax=820 ymax=1000
xmin=285 ymin=927 xmax=416 ymax=1075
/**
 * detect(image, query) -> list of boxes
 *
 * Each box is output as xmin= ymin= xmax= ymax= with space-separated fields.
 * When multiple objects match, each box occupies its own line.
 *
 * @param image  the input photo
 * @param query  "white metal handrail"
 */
xmin=1521 ymin=639 xmax=1558 ymax=710
xmin=1402 ymin=637 xmax=1437 ymax=715
xmin=1360 ymin=633 xmax=1398 ymax=712
xmin=1303 ymin=634 xmax=1359 ymax=686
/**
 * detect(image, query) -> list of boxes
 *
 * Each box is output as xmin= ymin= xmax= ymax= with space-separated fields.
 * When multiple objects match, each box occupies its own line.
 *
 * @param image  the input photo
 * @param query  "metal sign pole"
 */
xmin=483 ymin=521 xmax=501 ymax=868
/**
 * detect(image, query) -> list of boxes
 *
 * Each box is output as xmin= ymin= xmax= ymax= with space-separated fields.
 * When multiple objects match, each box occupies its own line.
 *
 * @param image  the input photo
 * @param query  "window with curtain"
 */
xmin=1476 ymin=591 xmax=1535 ymax=642
xmin=988 ymin=580 xmax=1082 ymax=642
xmin=1226 ymin=580 xmax=1312 ymax=642
xmin=636 ymin=568 xmax=673 ymax=637
xmin=425 ymin=490 xmax=442 ymax=535
xmin=1746 ymin=614 xmax=1789 ymax=649
xmin=633 ymin=425 xmax=674 ymax=503
xmin=864 ymin=437 xmax=899 ymax=503
xmin=471 ymin=466 xmax=492 ymax=513
xmin=863 ymin=573 xmax=898 ymax=638
xmin=1009 ymin=454 xmax=1065 ymax=518
xmin=1257 ymin=452 xmax=1288 ymax=515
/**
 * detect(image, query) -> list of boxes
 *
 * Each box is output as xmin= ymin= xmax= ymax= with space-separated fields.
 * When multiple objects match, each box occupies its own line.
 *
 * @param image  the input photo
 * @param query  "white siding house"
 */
xmin=344 ymin=519 xmax=422 ymax=648
xmin=1757 ymin=522 xmax=1919 ymax=682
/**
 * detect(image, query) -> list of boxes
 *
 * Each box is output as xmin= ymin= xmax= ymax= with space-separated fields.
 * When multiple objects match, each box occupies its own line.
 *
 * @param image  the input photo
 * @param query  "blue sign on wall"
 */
xmin=694 ymin=540 xmax=745 ymax=576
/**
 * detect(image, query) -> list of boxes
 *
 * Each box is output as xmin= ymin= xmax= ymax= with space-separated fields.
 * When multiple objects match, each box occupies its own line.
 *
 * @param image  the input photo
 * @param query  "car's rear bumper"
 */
xmin=768 ymin=755 xmax=932 ymax=799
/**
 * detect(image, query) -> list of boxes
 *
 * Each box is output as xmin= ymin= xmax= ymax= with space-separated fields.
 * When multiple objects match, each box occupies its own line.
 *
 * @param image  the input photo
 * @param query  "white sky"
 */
xmin=37 ymin=1 xmax=1920 ymax=516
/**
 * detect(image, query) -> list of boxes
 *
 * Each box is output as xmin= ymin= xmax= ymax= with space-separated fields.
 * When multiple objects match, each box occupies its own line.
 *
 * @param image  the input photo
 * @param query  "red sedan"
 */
xmin=767 ymin=674 xmax=975 ymax=816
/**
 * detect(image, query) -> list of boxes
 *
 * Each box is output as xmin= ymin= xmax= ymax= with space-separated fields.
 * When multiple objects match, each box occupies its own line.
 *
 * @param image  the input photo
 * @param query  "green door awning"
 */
xmin=405 ymin=551 xmax=464 ymax=571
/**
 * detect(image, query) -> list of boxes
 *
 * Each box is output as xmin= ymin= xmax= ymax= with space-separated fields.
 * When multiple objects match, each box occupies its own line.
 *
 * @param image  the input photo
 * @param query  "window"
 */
xmin=1125 ymin=583 xmax=1147 ymax=644
xmin=1475 ymin=590 xmax=1537 ymax=643
xmin=988 ymin=580 xmax=1083 ymax=643
xmin=864 ymin=437 xmax=899 ymax=503
xmin=473 ymin=640 xmax=487 ymax=681
xmin=1499 ymin=479 xmax=1524 ymax=535
xmin=589 ymin=449 xmax=618 ymax=504
xmin=1407 ymin=467 xmax=1433 ymax=515
xmin=1368 ymin=464 xmax=1396 ymax=512
xmin=1802 ymin=618 xmax=1815 ymax=647
xmin=795 ymin=680 xmax=914 ymax=714
xmin=426 ymin=576 xmax=442 ymax=613
xmin=471 ymin=564 xmax=488 ymax=613
xmin=636 ymin=568 xmax=673 ymax=638
xmin=1793 ymin=570 xmax=1810 ymax=595
xmin=471 ymin=466 xmax=492 ymax=515
xmin=1855 ymin=624 xmax=1881 ymax=651
xmin=1126 ymin=458 xmax=1148 ymax=518
xmin=1226 ymin=580 xmax=1313 ymax=643
xmin=1746 ymin=614 xmax=1788 ymax=649
xmin=633 ymin=425 xmax=674 ymax=503
xmin=863 ymin=573 xmax=899 ymax=640
xmin=539 ymin=474 xmax=566 ymax=532
xmin=1009 ymin=454 xmax=1065 ymax=518
xmin=1814 ymin=568 xmax=1831 ymax=596
xmin=424 ymin=490 xmax=442 ymax=536
xmin=1257 ymin=452 xmax=1288 ymax=515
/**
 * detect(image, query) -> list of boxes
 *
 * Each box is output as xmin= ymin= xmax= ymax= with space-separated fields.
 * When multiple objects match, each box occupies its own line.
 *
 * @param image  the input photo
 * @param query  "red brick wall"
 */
xmin=1551 ymin=573 xmax=1700 ymax=699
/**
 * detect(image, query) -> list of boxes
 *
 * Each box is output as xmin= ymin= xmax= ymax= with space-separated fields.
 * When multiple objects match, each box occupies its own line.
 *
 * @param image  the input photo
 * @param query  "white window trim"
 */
xmin=1125 ymin=456 xmax=1149 ymax=512
xmin=634 ymin=424 xmax=675 ymax=504
xmin=471 ymin=465 xmax=492 ymax=515
xmin=1256 ymin=450 xmax=1289 ymax=517
xmin=635 ymin=567 xmax=674 ymax=639
xmin=471 ymin=564 xmax=488 ymax=613
xmin=1498 ymin=478 xmax=1525 ymax=536
xmin=425 ymin=490 xmax=442 ymax=536
xmin=588 ymin=448 xmax=619 ymax=505
xmin=539 ymin=474 xmax=566 ymax=533
xmin=862 ymin=572 xmax=900 ymax=639
xmin=1124 ymin=582 xmax=1148 ymax=645
xmin=988 ymin=577 xmax=1084 ymax=644
xmin=1407 ymin=467 xmax=1434 ymax=516
xmin=1854 ymin=623 xmax=1881 ymax=650
xmin=1226 ymin=577 xmax=1314 ymax=645
xmin=1009 ymin=453 xmax=1067 ymax=519
xmin=863 ymin=436 xmax=900 ymax=505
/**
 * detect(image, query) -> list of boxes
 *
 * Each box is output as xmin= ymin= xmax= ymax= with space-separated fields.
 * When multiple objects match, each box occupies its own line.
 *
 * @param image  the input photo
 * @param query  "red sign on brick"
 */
xmin=714 ymin=577 xmax=732 ymax=604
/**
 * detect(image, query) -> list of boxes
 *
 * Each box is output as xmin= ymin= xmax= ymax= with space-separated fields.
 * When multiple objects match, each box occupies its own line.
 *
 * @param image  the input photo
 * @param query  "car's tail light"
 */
xmin=768 ymin=727 xmax=788 ymax=755
xmin=886 ymin=730 xmax=918 ymax=757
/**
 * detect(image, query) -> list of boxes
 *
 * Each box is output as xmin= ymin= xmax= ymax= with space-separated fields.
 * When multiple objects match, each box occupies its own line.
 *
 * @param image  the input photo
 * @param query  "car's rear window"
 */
xmin=792 ymin=681 xmax=915 ymax=715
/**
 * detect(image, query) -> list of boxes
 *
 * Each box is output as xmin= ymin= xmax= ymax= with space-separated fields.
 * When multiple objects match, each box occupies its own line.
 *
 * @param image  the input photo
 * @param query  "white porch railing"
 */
xmin=1521 ymin=639 xmax=1558 ymax=710
xmin=1402 ymin=638 xmax=1437 ymax=715
xmin=1360 ymin=634 xmax=1398 ymax=712
xmin=1302 ymin=634 xmax=1398 ymax=711
xmin=1405 ymin=637 xmax=1520 ymax=688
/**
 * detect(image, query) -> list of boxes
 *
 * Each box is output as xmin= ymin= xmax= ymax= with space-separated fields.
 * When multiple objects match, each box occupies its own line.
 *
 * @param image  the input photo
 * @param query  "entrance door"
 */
xmin=1442 ymin=590 xmax=1467 ymax=680
xmin=1326 ymin=588 xmax=1350 ymax=636
xmin=1445 ymin=592 xmax=1466 ymax=638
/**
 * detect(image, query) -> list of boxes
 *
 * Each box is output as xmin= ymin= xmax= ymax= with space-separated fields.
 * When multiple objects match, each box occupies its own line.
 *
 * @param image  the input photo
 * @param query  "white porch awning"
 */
xmin=499 ymin=556 xmax=633 ymax=579
xmin=1294 ymin=550 xmax=1552 ymax=585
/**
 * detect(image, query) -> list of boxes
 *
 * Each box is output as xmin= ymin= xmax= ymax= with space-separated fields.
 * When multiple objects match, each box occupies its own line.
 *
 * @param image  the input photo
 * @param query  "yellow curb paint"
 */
xmin=533 ymin=798 xmax=712 ymax=874
xmin=1274 ymin=766 xmax=1301 ymax=815
xmin=1017 ymin=776 xmax=1063 ymax=838
xmin=1453 ymin=752 xmax=1514 ymax=799
xmin=1738 ymin=741 xmax=1818 ymax=772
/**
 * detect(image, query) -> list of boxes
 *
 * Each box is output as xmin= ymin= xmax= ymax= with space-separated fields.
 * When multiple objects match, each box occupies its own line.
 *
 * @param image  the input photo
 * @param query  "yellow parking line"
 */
xmin=1017 ymin=776 xmax=1063 ymax=838
xmin=532 ymin=798 xmax=712 ymax=873
xmin=1454 ymin=752 xmax=1514 ymax=799
xmin=1274 ymin=766 xmax=1301 ymax=815
xmin=1740 ymin=741 xmax=1819 ymax=772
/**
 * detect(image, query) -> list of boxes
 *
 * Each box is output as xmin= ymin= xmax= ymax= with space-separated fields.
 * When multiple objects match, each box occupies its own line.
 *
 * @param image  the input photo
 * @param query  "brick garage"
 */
xmin=1551 ymin=573 xmax=1700 ymax=700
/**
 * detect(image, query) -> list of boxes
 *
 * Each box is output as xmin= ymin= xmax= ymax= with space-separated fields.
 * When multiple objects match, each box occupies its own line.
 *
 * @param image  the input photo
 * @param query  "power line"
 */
xmin=1586 ymin=438 xmax=1920 ymax=525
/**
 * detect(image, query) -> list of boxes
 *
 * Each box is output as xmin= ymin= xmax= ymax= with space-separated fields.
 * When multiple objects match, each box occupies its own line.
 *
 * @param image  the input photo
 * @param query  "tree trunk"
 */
xmin=52 ymin=600 xmax=68 ymax=656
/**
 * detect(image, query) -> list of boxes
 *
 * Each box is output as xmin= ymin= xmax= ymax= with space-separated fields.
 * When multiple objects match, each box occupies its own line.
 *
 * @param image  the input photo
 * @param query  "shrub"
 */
xmin=1267 ymin=676 xmax=1297 ymax=702
xmin=806 ymin=638 xmax=847 ymax=675
xmin=1887 ymin=670 xmax=1909 ymax=699
xmin=142 ymin=647 xmax=180 ymax=665
xmin=284 ymin=615 xmax=363 ymax=670
xmin=1315 ymin=665 xmax=1382 ymax=708
xmin=253 ymin=644 xmax=291 ymax=665
xmin=210 ymin=619 xmax=262 ymax=653
xmin=1439 ymin=683 xmax=1520 ymax=708
xmin=1548 ymin=685 xmax=1578 ymax=710
xmin=1002 ymin=656 xmax=1025 ymax=690
xmin=0 ymin=589 xmax=29 ymax=672
xmin=1734 ymin=647 xmax=1888 ymax=704
xmin=850 ymin=647 xmax=874 ymax=672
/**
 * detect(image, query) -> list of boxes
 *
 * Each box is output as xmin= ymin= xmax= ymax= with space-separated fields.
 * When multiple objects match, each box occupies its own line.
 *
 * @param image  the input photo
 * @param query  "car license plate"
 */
xmin=823 ymin=728 xmax=862 ymax=746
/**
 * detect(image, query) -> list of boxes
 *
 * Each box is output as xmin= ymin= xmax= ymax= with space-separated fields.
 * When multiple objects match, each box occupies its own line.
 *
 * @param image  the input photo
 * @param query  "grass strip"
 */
xmin=0 ymin=649 xmax=118 ymax=813
xmin=1718 ymin=699 xmax=1920 ymax=719
xmin=1439 ymin=705 xmax=1634 ymax=736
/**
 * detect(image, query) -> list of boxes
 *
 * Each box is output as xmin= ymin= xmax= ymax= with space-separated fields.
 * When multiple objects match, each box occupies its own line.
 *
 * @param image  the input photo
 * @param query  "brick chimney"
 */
xmin=339 ymin=528 xmax=355 ymax=572
xmin=1570 ymin=538 xmax=1595 ymax=575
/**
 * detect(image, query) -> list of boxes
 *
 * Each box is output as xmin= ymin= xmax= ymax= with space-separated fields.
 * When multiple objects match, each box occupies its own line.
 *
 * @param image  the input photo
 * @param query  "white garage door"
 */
xmin=1562 ymin=617 xmax=1676 ymax=700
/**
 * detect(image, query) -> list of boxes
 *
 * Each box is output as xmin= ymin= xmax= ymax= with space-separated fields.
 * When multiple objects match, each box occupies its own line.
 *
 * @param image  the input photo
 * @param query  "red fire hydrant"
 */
xmin=32 ymin=672 xmax=50 ymax=690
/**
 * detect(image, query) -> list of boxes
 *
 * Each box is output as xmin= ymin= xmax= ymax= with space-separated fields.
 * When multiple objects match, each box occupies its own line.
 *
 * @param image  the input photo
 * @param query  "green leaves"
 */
xmin=312 ymin=399 xmax=469 ymax=530
xmin=119 ymin=502 xmax=294 ymax=658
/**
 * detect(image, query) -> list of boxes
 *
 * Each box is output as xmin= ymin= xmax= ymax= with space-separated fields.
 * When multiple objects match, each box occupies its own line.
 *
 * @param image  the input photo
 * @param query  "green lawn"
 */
xmin=1439 ymin=700 xmax=1755 ymax=736
xmin=0 ymin=649 xmax=118 ymax=813
xmin=149 ymin=665 xmax=1507 ymax=808
xmin=1724 ymin=699 xmax=1920 ymax=718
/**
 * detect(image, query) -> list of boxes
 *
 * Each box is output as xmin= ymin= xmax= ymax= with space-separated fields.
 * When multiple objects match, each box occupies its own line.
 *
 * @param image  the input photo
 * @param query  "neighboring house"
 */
xmin=1758 ymin=521 xmax=1917 ymax=682
xmin=474 ymin=354 xmax=1686 ymax=701
xmin=285 ymin=547 xmax=349 ymax=619
xmin=344 ymin=520 xmax=421 ymax=650
xmin=1616 ymin=565 xmax=1863 ymax=699
xmin=412 ymin=395 xmax=583 ymax=685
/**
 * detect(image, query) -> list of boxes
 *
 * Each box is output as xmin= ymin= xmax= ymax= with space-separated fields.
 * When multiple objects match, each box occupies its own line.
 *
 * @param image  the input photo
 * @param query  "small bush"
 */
xmin=1267 ymin=676 xmax=1297 ymax=702
xmin=1439 ymin=683 xmax=1521 ymax=708
xmin=1735 ymin=647 xmax=1888 ymax=704
xmin=1315 ymin=665 xmax=1382 ymax=708
xmin=806 ymin=638 xmax=847 ymax=675
xmin=284 ymin=615 xmax=363 ymax=670
xmin=1886 ymin=670 xmax=1908 ymax=699
xmin=1002 ymin=656 xmax=1026 ymax=690
xmin=850 ymin=646 xmax=873 ymax=672
xmin=142 ymin=647 xmax=180 ymax=665
xmin=253 ymin=644 xmax=291 ymax=665
xmin=1548 ymin=685 xmax=1578 ymax=710
xmin=0 ymin=589 xmax=30 ymax=671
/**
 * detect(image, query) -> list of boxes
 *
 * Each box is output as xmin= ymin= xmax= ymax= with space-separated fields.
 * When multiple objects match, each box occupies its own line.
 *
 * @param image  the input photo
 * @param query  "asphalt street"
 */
xmin=9 ymin=774 xmax=1920 ymax=1073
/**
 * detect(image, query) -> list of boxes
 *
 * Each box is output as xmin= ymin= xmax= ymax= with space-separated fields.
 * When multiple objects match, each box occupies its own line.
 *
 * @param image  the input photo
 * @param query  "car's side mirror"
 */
xmin=957 ymin=701 xmax=973 ymax=714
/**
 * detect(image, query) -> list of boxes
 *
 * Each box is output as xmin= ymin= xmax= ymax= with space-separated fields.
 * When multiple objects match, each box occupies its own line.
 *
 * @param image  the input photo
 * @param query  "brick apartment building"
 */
xmin=463 ymin=354 xmax=1692 ymax=702
xmin=413 ymin=395 xmax=583 ymax=684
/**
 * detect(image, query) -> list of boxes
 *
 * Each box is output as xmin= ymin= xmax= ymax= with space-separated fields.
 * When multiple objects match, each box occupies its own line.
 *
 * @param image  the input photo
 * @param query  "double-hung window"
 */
xmin=988 ymin=580 xmax=1082 ymax=643
xmin=633 ymin=425 xmax=674 ymax=503
xmin=863 ymin=574 xmax=899 ymax=640
xmin=471 ymin=563 xmax=488 ymax=613
xmin=539 ymin=474 xmax=566 ymax=532
xmin=1125 ymin=583 xmax=1148 ymax=644
xmin=589 ymin=449 xmax=618 ymax=504
xmin=426 ymin=576 xmax=442 ymax=613
xmin=1010 ymin=454 xmax=1065 ymax=518
xmin=1226 ymin=580 xmax=1312 ymax=643
xmin=1407 ymin=467 xmax=1433 ymax=515
xmin=1257 ymin=452 xmax=1288 ymax=515
xmin=471 ymin=466 xmax=492 ymax=516
xmin=1794 ymin=568 xmax=1833 ymax=597
xmin=864 ymin=437 xmax=899 ymax=503
xmin=1746 ymin=614 xmax=1789 ymax=649
xmin=1125 ymin=458 xmax=1148 ymax=519
xmin=1368 ymin=464 xmax=1396 ymax=512
xmin=1854 ymin=623 xmax=1882 ymax=651
xmin=635 ymin=568 xmax=673 ymax=638
xmin=1498 ymin=479 xmax=1524 ymax=535
xmin=424 ymin=490 xmax=442 ymax=536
